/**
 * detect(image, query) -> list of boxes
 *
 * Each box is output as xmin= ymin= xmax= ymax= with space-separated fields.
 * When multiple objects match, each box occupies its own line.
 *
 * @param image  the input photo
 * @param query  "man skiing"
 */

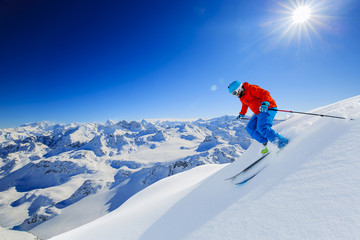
xmin=228 ymin=81 xmax=289 ymax=154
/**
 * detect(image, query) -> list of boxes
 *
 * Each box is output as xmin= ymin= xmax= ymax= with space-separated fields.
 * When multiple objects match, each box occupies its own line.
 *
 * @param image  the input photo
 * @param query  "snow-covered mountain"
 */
xmin=45 ymin=95 xmax=360 ymax=240
xmin=0 ymin=115 xmax=258 ymax=238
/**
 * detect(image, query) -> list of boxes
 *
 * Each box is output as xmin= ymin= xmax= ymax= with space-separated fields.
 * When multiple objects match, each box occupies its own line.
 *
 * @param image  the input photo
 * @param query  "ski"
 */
xmin=235 ymin=166 xmax=266 ymax=185
xmin=225 ymin=152 xmax=271 ymax=181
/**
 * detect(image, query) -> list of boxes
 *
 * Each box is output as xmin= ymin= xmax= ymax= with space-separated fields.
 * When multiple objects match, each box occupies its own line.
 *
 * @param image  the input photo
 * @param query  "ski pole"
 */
xmin=235 ymin=117 xmax=285 ymax=121
xmin=269 ymin=109 xmax=354 ymax=120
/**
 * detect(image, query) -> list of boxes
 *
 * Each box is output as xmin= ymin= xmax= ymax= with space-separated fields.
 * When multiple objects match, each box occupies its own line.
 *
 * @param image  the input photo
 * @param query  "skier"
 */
xmin=228 ymin=81 xmax=289 ymax=154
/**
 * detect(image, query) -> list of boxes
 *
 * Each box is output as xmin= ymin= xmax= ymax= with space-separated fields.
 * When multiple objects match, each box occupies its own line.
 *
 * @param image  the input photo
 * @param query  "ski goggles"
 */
xmin=232 ymin=89 xmax=242 ymax=96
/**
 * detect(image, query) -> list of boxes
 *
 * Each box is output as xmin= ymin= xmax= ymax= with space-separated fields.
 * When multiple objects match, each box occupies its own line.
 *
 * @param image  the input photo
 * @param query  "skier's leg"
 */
xmin=257 ymin=110 xmax=288 ymax=148
xmin=246 ymin=115 xmax=268 ymax=144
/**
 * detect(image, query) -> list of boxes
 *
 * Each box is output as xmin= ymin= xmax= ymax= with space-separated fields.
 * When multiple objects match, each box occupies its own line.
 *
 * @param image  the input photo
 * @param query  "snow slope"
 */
xmin=50 ymin=95 xmax=360 ymax=240
xmin=0 ymin=226 xmax=38 ymax=240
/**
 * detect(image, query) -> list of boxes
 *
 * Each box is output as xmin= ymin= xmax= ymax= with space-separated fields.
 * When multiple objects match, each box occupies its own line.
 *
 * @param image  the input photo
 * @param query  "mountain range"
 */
xmin=0 ymin=115 xmax=260 ymax=238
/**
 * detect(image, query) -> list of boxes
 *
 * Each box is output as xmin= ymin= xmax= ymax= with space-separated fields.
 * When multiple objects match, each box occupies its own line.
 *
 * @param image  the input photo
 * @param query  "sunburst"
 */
xmin=261 ymin=0 xmax=330 ymax=50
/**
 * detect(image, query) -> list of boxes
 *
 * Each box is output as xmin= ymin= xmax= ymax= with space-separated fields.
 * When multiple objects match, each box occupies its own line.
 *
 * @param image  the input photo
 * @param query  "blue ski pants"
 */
xmin=246 ymin=108 xmax=286 ymax=146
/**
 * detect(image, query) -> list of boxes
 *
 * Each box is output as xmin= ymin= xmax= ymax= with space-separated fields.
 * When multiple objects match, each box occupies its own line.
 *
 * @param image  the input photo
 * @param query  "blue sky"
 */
xmin=1 ymin=0 xmax=360 ymax=128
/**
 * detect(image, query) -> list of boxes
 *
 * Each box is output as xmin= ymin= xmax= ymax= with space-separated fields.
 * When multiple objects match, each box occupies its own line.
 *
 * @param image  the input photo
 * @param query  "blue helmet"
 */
xmin=228 ymin=81 xmax=242 ymax=94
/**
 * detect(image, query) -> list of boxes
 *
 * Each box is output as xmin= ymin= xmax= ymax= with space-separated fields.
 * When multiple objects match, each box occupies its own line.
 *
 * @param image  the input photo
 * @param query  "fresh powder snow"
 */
xmin=47 ymin=95 xmax=360 ymax=240
xmin=0 ymin=225 xmax=38 ymax=240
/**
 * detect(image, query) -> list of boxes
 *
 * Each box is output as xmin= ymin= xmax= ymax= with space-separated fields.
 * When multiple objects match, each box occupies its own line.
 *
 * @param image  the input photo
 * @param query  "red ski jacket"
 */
xmin=239 ymin=82 xmax=277 ymax=115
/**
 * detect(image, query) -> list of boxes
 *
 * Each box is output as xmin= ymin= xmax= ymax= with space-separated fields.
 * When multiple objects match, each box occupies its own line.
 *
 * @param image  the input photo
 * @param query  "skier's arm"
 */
xmin=253 ymin=87 xmax=272 ymax=104
xmin=260 ymin=90 xmax=272 ymax=104
xmin=239 ymin=103 xmax=248 ymax=116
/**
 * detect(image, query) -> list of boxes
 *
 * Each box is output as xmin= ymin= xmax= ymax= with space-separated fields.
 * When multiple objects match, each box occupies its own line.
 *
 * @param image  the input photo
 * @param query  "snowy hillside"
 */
xmin=49 ymin=95 xmax=360 ymax=240
xmin=0 ymin=226 xmax=38 ymax=240
xmin=0 ymin=115 xmax=257 ymax=238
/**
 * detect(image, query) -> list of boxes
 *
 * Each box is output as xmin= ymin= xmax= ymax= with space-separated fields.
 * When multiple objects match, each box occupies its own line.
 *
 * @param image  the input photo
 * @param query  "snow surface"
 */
xmin=0 ymin=225 xmax=37 ymax=240
xmin=50 ymin=95 xmax=360 ymax=240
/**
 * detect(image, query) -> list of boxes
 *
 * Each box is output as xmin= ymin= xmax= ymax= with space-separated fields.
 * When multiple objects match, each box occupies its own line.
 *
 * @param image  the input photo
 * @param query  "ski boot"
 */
xmin=277 ymin=137 xmax=289 ymax=149
xmin=261 ymin=142 xmax=269 ymax=155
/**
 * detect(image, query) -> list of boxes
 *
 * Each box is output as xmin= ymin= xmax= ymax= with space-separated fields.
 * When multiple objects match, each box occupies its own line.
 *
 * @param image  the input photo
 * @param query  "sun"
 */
xmin=256 ymin=0 xmax=331 ymax=50
xmin=292 ymin=6 xmax=311 ymax=24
